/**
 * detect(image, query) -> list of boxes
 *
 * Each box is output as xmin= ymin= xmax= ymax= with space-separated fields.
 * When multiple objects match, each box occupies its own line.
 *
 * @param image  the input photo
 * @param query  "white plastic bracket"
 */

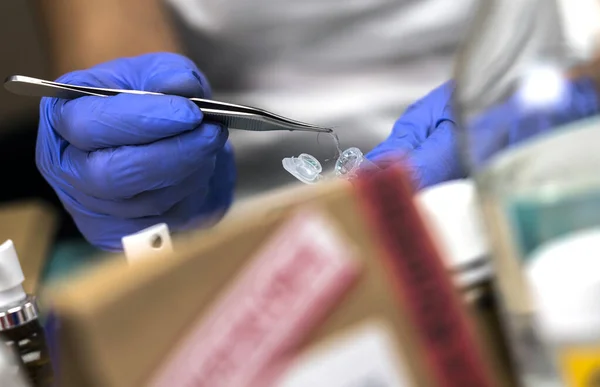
xmin=121 ymin=223 xmax=174 ymax=264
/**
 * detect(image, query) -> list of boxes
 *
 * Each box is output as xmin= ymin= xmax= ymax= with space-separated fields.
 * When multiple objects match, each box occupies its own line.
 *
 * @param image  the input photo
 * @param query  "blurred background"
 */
xmin=0 ymin=2 xmax=78 ymax=241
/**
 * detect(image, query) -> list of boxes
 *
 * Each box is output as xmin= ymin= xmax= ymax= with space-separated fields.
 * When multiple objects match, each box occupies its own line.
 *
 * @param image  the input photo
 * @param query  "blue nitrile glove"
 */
xmin=367 ymin=82 xmax=461 ymax=189
xmin=36 ymin=53 xmax=236 ymax=251
xmin=367 ymin=77 xmax=600 ymax=190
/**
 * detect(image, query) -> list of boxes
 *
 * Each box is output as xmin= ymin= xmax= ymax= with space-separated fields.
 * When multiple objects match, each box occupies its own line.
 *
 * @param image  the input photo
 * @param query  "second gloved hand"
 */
xmin=367 ymin=77 xmax=600 ymax=189
xmin=366 ymin=82 xmax=463 ymax=189
xmin=36 ymin=53 xmax=236 ymax=251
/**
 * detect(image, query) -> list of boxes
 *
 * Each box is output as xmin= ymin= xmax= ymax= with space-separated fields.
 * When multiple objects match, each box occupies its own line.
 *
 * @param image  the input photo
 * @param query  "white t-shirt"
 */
xmin=165 ymin=0 xmax=475 ymax=198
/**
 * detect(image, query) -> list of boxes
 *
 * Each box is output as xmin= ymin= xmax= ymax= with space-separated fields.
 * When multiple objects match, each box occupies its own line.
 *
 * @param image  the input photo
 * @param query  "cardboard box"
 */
xmin=47 ymin=167 xmax=502 ymax=387
xmin=0 ymin=200 xmax=57 ymax=294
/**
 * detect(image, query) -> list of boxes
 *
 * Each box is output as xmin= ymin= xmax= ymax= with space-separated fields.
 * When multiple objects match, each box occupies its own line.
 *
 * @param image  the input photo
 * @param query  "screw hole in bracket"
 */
xmin=150 ymin=234 xmax=163 ymax=249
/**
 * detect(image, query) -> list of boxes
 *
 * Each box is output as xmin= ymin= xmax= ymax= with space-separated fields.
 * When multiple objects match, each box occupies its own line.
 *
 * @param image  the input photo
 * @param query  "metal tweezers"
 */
xmin=3 ymin=75 xmax=332 ymax=134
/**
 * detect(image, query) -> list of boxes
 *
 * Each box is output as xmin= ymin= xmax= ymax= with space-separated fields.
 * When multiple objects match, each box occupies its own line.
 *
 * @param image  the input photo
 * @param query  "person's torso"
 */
xmin=165 ymin=0 xmax=475 ymax=198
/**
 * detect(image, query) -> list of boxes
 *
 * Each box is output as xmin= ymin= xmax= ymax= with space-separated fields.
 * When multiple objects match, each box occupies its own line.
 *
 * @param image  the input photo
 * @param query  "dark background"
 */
xmin=0 ymin=2 xmax=80 ymax=241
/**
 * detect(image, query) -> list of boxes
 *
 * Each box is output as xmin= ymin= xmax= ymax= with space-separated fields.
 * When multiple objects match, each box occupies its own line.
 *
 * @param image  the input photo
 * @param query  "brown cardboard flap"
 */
xmin=0 ymin=200 xmax=57 ymax=294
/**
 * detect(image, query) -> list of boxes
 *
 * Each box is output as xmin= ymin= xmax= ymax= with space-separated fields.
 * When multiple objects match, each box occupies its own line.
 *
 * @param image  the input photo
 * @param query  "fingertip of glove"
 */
xmin=365 ymin=146 xmax=390 ymax=163
xmin=168 ymin=95 xmax=205 ymax=123
xmin=200 ymin=123 xmax=229 ymax=148
xmin=200 ymin=122 xmax=221 ymax=136
xmin=364 ymin=151 xmax=377 ymax=162
xmin=144 ymin=68 xmax=211 ymax=98
xmin=191 ymin=70 xmax=212 ymax=98
xmin=120 ymin=93 xmax=205 ymax=127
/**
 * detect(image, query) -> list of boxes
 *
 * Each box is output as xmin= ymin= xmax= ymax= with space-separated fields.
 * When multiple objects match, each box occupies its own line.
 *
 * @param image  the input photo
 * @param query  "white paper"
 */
xmin=276 ymin=322 xmax=410 ymax=387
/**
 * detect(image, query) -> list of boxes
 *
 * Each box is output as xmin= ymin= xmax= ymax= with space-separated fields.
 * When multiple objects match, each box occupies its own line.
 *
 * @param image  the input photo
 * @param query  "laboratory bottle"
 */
xmin=0 ymin=240 xmax=53 ymax=387
xmin=453 ymin=0 xmax=600 ymax=386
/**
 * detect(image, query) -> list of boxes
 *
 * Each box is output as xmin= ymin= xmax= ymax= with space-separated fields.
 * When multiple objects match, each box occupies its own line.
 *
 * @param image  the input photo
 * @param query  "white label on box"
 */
xmin=276 ymin=322 xmax=410 ymax=387
xmin=148 ymin=210 xmax=360 ymax=387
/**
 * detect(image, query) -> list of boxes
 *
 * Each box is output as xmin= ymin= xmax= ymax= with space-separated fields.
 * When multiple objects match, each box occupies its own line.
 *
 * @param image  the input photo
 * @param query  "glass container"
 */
xmin=454 ymin=0 xmax=600 ymax=385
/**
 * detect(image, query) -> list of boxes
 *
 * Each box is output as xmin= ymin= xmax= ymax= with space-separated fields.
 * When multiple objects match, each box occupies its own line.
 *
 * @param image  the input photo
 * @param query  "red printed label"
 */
xmin=148 ymin=210 xmax=360 ymax=387
xmin=355 ymin=166 xmax=495 ymax=387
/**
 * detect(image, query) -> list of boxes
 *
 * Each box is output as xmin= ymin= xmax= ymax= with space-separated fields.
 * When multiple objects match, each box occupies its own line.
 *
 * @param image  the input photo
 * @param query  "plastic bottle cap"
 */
xmin=0 ymin=240 xmax=26 ymax=307
xmin=282 ymin=154 xmax=323 ymax=184
xmin=415 ymin=179 xmax=492 ymax=288
xmin=526 ymin=228 xmax=600 ymax=342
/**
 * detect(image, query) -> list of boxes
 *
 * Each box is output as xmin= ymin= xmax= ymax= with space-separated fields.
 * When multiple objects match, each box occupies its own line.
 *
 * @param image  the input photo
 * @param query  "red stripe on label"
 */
xmin=355 ymin=166 xmax=495 ymax=387
xmin=148 ymin=210 xmax=360 ymax=387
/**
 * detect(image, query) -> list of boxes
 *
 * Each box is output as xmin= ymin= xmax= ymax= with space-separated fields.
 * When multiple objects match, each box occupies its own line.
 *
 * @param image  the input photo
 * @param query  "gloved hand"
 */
xmin=36 ymin=53 xmax=236 ymax=251
xmin=367 ymin=77 xmax=600 ymax=189
xmin=366 ymin=81 xmax=462 ymax=189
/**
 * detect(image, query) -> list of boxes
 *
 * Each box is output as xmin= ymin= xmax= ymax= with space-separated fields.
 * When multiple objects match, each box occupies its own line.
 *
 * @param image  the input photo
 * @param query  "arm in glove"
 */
xmin=366 ymin=77 xmax=600 ymax=190
xmin=36 ymin=53 xmax=236 ymax=251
